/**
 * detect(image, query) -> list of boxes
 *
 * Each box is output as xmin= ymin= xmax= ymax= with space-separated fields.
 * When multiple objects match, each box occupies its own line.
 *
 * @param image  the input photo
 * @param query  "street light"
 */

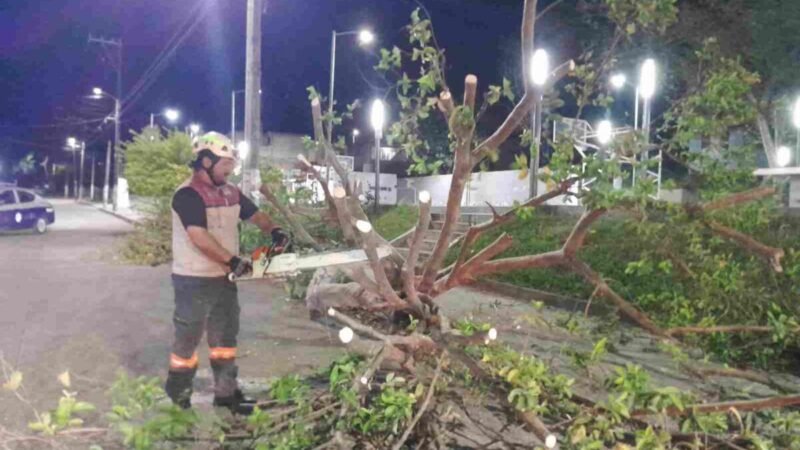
xmin=596 ymin=120 xmax=613 ymax=145
xmin=328 ymin=27 xmax=376 ymax=143
xmin=530 ymin=49 xmax=550 ymax=86
xmin=150 ymin=108 xmax=180 ymax=127
xmin=358 ymin=29 xmax=375 ymax=45
xmin=352 ymin=128 xmax=360 ymax=144
xmin=610 ymin=73 xmax=627 ymax=90
xmin=370 ymin=99 xmax=385 ymax=213
xmin=189 ymin=123 xmax=200 ymax=136
xmin=777 ymin=145 xmax=792 ymax=167
xmin=90 ymin=86 xmax=120 ymax=208
xmin=528 ymin=48 xmax=550 ymax=197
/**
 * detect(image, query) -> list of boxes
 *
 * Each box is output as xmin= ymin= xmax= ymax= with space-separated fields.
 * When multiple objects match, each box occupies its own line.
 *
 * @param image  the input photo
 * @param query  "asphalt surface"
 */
xmin=0 ymin=199 xmax=343 ymax=432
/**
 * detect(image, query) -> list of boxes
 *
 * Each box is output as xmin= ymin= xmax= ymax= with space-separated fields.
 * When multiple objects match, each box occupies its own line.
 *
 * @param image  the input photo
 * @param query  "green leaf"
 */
xmin=502 ymin=78 xmax=516 ymax=102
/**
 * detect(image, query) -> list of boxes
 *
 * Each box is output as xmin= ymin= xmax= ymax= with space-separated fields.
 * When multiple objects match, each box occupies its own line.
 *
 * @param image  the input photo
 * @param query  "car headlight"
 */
xmin=46 ymin=207 xmax=54 ymax=213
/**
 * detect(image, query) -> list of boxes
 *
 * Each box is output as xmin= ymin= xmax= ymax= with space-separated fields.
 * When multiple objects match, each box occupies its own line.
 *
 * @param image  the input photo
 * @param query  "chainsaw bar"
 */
xmin=228 ymin=246 xmax=393 ymax=282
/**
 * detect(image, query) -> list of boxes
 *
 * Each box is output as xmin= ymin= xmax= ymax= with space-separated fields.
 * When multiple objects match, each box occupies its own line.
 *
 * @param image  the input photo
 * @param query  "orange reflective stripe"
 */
xmin=170 ymin=352 xmax=198 ymax=369
xmin=209 ymin=347 xmax=237 ymax=360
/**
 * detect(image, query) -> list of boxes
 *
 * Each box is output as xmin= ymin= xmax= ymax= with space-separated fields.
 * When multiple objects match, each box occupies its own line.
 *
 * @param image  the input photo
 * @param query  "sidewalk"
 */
xmin=78 ymin=199 xmax=145 ymax=224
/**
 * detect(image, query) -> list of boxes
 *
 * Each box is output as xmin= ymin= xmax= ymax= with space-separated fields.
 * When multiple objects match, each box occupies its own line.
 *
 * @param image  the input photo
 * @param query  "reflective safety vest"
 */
xmin=171 ymin=177 xmax=241 ymax=277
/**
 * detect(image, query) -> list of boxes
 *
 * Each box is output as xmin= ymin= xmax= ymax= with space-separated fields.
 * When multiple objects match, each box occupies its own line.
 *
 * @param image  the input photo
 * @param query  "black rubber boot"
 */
xmin=213 ymin=389 xmax=256 ymax=415
xmin=165 ymin=369 xmax=195 ymax=409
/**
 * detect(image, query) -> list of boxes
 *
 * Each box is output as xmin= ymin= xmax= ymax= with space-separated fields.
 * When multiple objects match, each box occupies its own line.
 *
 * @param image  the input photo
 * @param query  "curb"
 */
xmin=78 ymin=200 xmax=140 ymax=225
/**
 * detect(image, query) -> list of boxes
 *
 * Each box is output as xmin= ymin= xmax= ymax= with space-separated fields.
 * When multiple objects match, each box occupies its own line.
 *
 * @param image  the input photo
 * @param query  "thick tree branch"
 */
xmin=666 ymin=324 xmax=800 ymax=337
xmin=464 ymin=74 xmax=478 ymax=112
xmin=633 ymin=394 xmax=800 ymax=417
xmin=700 ymin=186 xmax=776 ymax=213
xmin=448 ymin=179 xmax=577 ymax=276
xmin=311 ymin=98 xmax=353 ymax=196
xmin=568 ymin=259 xmax=669 ymax=338
xmin=563 ymin=209 xmax=606 ymax=257
xmin=355 ymin=220 xmax=409 ymax=310
xmin=259 ymin=183 xmax=321 ymax=250
xmin=418 ymin=141 xmax=472 ymax=293
xmin=472 ymin=250 xmax=565 ymax=278
xmin=521 ymin=0 xmax=538 ymax=90
xmin=471 ymin=60 xmax=574 ymax=162
xmin=440 ymin=233 xmax=514 ymax=292
xmin=402 ymin=191 xmax=432 ymax=315
xmin=706 ymin=220 xmax=784 ymax=272
xmin=331 ymin=187 xmax=357 ymax=246
xmin=297 ymin=154 xmax=338 ymax=217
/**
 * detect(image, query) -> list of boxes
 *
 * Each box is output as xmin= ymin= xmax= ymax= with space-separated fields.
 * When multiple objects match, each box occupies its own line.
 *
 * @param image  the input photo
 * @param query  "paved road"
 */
xmin=0 ymin=199 xmax=343 ymax=431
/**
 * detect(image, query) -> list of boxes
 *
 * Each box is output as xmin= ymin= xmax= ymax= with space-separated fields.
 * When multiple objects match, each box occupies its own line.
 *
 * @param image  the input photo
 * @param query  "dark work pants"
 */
xmin=165 ymin=274 xmax=240 ymax=405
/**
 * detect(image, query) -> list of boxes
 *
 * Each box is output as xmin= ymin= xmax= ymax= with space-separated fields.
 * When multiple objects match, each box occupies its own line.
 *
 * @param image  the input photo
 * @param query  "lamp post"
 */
xmin=66 ymin=137 xmax=81 ymax=199
xmin=189 ymin=123 xmax=201 ymax=137
xmin=639 ymin=59 xmax=656 ymax=143
xmin=370 ymin=99 xmax=385 ymax=213
xmin=328 ymin=28 xmax=375 ymax=143
xmin=91 ymin=87 xmax=122 ymax=210
xmin=529 ymin=49 xmax=549 ymax=198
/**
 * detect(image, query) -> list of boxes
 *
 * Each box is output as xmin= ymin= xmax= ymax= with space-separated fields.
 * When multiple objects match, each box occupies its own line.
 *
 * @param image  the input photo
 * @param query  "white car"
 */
xmin=0 ymin=187 xmax=55 ymax=233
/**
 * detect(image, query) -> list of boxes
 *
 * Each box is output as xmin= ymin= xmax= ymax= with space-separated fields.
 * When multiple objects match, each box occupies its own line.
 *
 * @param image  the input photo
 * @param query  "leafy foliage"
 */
xmin=123 ymin=130 xmax=193 ymax=197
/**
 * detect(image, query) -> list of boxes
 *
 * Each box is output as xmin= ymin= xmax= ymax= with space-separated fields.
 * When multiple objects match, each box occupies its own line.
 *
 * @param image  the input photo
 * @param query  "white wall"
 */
xmin=402 ymin=170 xmax=578 ymax=207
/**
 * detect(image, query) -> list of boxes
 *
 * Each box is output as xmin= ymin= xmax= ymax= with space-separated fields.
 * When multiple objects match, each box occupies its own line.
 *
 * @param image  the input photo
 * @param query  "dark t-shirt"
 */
xmin=172 ymin=186 xmax=258 ymax=229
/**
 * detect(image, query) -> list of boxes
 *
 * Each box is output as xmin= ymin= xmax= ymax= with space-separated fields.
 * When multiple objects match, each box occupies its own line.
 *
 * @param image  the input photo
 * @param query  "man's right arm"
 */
xmin=185 ymin=226 xmax=235 ymax=265
xmin=173 ymin=188 xmax=235 ymax=266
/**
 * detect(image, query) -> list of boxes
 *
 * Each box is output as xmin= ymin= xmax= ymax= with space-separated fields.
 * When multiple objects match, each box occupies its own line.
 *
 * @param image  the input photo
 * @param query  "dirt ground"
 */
xmin=0 ymin=200 xmax=345 ymax=434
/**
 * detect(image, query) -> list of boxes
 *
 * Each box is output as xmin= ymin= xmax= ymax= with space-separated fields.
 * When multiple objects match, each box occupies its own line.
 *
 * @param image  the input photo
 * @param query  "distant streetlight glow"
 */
xmin=358 ymin=29 xmax=375 ymax=46
xmin=610 ymin=73 xmax=627 ymax=89
xmin=189 ymin=123 xmax=200 ymax=135
xmin=237 ymin=141 xmax=250 ymax=161
xmin=597 ymin=120 xmax=613 ymax=145
xmin=777 ymin=146 xmax=792 ymax=167
xmin=530 ymin=49 xmax=550 ymax=86
xmin=164 ymin=108 xmax=180 ymax=123
xmin=92 ymin=87 xmax=103 ymax=97
xmin=370 ymin=99 xmax=385 ymax=138
xmin=353 ymin=129 xmax=360 ymax=137
xmin=67 ymin=137 xmax=77 ymax=149
xmin=639 ymin=59 xmax=656 ymax=100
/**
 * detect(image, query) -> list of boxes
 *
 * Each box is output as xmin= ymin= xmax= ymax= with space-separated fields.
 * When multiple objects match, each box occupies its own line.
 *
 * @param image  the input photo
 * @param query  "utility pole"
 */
xmin=89 ymin=35 xmax=123 ymax=211
xmin=78 ymin=141 xmax=86 ymax=200
xmin=90 ymin=151 xmax=96 ymax=201
xmin=103 ymin=140 xmax=111 ymax=207
xmin=243 ymin=0 xmax=263 ymax=201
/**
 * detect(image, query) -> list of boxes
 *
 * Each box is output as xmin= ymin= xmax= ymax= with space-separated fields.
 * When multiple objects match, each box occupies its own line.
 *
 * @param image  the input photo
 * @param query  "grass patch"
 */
xmin=373 ymin=205 xmax=419 ymax=241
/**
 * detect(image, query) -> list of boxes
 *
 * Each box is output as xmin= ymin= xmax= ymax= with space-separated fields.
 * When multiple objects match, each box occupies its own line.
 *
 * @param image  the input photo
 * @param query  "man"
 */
xmin=166 ymin=131 xmax=288 ymax=414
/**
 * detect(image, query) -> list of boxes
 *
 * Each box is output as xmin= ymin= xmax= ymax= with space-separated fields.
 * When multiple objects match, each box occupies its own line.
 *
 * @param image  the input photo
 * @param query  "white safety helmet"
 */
xmin=192 ymin=131 xmax=238 ymax=160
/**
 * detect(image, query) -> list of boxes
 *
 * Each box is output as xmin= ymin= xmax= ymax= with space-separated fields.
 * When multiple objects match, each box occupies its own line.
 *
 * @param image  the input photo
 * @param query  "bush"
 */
xmin=124 ymin=130 xmax=193 ymax=197
xmin=119 ymin=200 xmax=173 ymax=266
xmin=456 ymin=209 xmax=800 ymax=368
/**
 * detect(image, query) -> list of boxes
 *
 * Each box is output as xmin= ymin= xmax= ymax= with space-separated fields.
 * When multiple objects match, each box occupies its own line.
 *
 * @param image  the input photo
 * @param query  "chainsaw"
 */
xmin=228 ymin=242 xmax=393 ymax=282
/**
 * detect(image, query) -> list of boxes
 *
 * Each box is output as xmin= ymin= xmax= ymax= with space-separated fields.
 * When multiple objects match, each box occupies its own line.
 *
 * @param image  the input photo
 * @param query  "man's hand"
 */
xmin=227 ymin=256 xmax=252 ymax=278
xmin=270 ymin=227 xmax=290 ymax=254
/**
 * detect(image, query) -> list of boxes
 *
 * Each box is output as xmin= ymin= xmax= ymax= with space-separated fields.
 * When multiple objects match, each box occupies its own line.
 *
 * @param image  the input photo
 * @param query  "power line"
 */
xmin=121 ymin=0 xmax=213 ymax=114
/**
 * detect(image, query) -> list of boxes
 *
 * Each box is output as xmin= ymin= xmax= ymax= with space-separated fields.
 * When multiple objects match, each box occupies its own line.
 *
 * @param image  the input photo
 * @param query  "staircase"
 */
xmin=393 ymin=214 xmax=473 ymax=264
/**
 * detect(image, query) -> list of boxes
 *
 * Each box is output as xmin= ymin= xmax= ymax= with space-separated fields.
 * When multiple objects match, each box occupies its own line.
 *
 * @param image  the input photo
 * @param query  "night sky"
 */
xmin=0 ymin=0 xmax=569 ymax=165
